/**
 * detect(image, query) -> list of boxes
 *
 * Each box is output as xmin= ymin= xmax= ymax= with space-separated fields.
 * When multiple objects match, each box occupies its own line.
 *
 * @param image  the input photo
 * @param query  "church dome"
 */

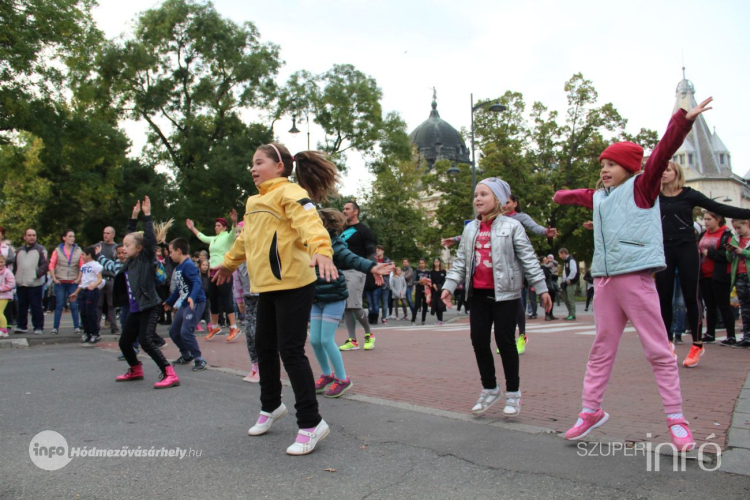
xmin=409 ymin=97 xmax=470 ymax=169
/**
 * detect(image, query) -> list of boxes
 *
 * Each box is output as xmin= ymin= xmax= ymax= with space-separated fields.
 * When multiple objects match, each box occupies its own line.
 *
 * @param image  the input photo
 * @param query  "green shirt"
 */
xmin=197 ymin=228 xmax=237 ymax=268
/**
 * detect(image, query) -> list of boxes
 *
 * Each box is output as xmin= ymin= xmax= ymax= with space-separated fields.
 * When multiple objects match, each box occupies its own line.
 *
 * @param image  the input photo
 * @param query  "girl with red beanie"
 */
xmin=553 ymin=97 xmax=713 ymax=451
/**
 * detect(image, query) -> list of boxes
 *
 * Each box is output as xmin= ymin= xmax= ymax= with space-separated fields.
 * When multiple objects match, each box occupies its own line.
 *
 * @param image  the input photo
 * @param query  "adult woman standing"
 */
xmin=410 ymin=259 xmax=431 ymax=326
xmin=698 ymin=212 xmax=735 ymax=346
xmin=430 ymin=258 xmax=446 ymax=326
xmin=186 ymin=210 xmax=240 ymax=341
xmin=49 ymin=230 xmax=83 ymax=335
xmin=657 ymin=161 xmax=750 ymax=367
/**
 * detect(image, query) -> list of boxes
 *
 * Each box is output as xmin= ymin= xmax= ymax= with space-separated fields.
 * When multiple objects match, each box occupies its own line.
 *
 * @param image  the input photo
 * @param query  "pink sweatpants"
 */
xmin=583 ymin=271 xmax=683 ymax=414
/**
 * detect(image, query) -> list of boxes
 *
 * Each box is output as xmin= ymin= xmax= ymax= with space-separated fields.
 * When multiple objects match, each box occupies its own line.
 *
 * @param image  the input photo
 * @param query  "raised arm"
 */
xmin=553 ymin=189 xmax=595 ymax=210
xmin=693 ymin=191 xmax=750 ymax=220
xmin=141 ymin=196 xmax=156 ymax=260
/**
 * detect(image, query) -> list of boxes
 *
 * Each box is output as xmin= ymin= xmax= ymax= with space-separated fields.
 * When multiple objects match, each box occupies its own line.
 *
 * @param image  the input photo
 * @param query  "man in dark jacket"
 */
xmin=13 ymin=228 xmax=48 ymax=334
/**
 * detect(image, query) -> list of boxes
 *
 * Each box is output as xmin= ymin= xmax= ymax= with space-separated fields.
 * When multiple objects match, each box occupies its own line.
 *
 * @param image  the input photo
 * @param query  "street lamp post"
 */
xmin=289 ymin=114 xmax=311 ymax=150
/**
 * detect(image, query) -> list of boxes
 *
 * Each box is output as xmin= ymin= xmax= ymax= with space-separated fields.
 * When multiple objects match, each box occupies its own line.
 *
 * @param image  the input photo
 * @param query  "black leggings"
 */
xmin=256 ymin=283 xmax=321 ymax=429
xmin=655 ymin=241 xmax=703 ymax=342
xmin=515 ymin=300 xmax=526 ymax=335
xmin=469 ymin=290 xmax=519 ymax=392
xmin=411 ymin=288 xmax=428 ymax=323
xmin=119 ymin=307 xmax=170 ymax=372
xmin=700 ymin=277 xmax=735 ymax=339
xmin=209 ymin=277 xmax=234 ymax=315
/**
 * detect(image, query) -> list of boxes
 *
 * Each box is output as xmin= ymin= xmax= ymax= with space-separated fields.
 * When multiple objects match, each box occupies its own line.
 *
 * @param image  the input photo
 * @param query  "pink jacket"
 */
xmin=0 ymin=267 xmax=16 ymax=300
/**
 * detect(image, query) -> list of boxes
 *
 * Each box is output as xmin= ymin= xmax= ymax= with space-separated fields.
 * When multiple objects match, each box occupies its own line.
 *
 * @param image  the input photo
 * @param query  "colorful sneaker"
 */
xmin=325 ymin=377 xmax=353 ymax=398
xmin=364 ymin=334 xmax=375 ymax=351
xmin=0 ymin=328 xmax=8 ymax=338
xmin=205 ymin=326 xmax=221 ymax=340
xmin=516 ymin=335 xmax=527 ymax=355
xmin=339 ymin=338 xmax=360 ymax=351
xmin=227 ymin=326 xmax=241 ymax=342
xmin=243 ymin=363 xmax=260 ymax=383
xmin=720 ymin=337 xmax=737 ymax=347
xmin=381 ymin=318 xmax=387 ymax=324
xmin=503 ymin=391 xmax=522 ymax=416
xmin=315 ymin=374 xmax=336 ymax=393
xmin=471 ymin=386 xmax=502 ymax=415
xmin=195 ymin=324 xmax=204 ymax=332
xmin=286 ymin=419 xmax=330 ymax=456
xmin=666 ymin=416 xmax=695 ymax=451
xmin=116 ymin=363 xmax=144 ymax=382
xmin=683 ymin=344 xmax=705 ymax=368
xmin=563 ymin=316 xmax=576 ymax=321
xmin=564 ymin=409 xmax=609 ymax=440
xmin=154 ymin=365 xmax=181 ymax=389
xmin=248 ymin=403 xmax=287 ymax=436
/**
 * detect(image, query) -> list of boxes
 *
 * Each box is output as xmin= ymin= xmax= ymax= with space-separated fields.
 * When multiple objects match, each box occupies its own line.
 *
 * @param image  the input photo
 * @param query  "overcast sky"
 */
xmin=93 ymin=0 xmax=750 ymax=195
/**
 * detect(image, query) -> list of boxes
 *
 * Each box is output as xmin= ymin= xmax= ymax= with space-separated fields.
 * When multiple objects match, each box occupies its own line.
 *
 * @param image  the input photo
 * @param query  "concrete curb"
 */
xmin=721 ymin=371 xmax=750 ymax=475
xmin=0 ymin=337 xmax=29 ymax=349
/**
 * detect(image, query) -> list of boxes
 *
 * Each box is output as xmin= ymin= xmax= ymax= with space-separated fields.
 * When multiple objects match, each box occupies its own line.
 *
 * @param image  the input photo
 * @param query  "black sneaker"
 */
xmin=674 ymin=335 xmax=684 ymax=345
xmin=733 ymin=339 xmax=750 ymax=348
xmin=192 ymin=360 xmax=207 ymax=371
xmin=81 ymin=334 xmax=91 ymax=344
xmin=89 ymin=335 xmax=101 ymax=344
xmin=720 ymin=337 xmax=737 ymax=347
xmin=702 ymin=335 xmax=716 ymax=343
xmin=173 ymin=355 xmax=195 ymax=365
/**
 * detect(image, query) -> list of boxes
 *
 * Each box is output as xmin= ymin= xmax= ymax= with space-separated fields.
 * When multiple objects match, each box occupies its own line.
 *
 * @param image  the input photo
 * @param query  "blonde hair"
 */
xmin=660 ymin=161 xmax=685 ymax=192
xmin=124 ymin=232 xmax=144 ymax=250
xmin=317 ymin=208 xmax=346 ymax=235
xmin=154 ymin=219 xmax=174 ymax=244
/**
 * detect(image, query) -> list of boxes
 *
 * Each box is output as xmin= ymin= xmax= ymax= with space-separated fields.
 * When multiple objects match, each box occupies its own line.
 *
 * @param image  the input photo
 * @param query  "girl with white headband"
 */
xmin=441 ymin=177 xmax=552 ymax=417
xmin=213 ymin=142 xmax=338 ymax=456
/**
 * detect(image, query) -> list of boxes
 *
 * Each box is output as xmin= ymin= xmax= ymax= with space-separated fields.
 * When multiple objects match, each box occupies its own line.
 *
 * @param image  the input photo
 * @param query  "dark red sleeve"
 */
xmin=634 ymin=109 xmax=692 ymax=208
xmin=553 ymin=189 xmax=595 ymax=210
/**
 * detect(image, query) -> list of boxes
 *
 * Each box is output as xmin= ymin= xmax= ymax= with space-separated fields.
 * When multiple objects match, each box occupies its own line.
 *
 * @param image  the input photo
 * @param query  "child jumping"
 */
xmin=441 ymin=178 xmax=552 ymax=417
xmin=553 ymin=97 xmax=713 ymax=450
xmin=115 ymin=196 xmax=180 ymax=389
xmin=214 ymin=143 xmax=339 ymax=455
xmin=312 ymin=209 xmax=392 ymax=398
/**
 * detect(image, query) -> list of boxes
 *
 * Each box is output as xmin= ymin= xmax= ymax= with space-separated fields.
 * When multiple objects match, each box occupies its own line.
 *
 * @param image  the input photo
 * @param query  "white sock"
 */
xmin=582 ymin=407 xmax=597 ymax=414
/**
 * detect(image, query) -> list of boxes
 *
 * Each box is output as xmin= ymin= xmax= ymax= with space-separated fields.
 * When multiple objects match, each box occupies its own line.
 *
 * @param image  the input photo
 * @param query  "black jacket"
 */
xmin=700 ymin=228 xmax=733 ymax=283
xmin=660 ymin=188 xmax=750 ymax=247
xmin=113 ymin=216 xmax=162 ymax=311
xmin=314 ymin=234 xmax=376 ymax=304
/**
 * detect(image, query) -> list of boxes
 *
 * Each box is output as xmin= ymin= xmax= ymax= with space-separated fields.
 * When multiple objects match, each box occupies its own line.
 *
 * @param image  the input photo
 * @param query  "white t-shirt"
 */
xmin=79 ymin=261 xmax=105 ymax=290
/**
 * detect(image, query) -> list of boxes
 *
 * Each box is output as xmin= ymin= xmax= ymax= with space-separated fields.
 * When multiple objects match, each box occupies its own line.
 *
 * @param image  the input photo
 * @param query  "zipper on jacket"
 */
xmin=596 ymin=202 xmax=609 ymax=276
xmin=248 ymin=210 xmax=281 ymax=219
xmin=619 ymin=240 xmax=645 ymax=247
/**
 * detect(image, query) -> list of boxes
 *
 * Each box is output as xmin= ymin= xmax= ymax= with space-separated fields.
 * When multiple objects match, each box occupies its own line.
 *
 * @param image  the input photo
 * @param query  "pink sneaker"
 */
xmin=667 ymin=416 xmax=695 ymax=451
xmin=315 ymin=374 xmax=335 ymax=393
xmin=153 ymin=365 xmax=180 ymax=389
xmin=564 ymin=409 xmax=609 ymax=440
xmin=196 ymin=324 xmax=204 ymax=332
xmin=243 ymin=363 xmax=260 ymax=383
xmin=116 ymin=363 xmax=144 ymax=382
xmin=325 ymin=377 xmax=353 ymax=398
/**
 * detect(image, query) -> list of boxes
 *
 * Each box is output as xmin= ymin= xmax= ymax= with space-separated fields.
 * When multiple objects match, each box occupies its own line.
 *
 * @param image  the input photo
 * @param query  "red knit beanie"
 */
xmin=598 ymin=142 xmax=644 ymax=173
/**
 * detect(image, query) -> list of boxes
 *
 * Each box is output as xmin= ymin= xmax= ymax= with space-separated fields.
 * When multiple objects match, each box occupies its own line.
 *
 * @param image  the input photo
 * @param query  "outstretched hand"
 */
xmin=370 ymin=263 xmax=394 ymax=276
xmin=441 ymin=289 xmax=453 ymax=309
xmin=686 ymin=97 xmax=713 ymax=121
xmin=211 ymin=265 xmax=233 ymax=285
xmin=142 ymin=196 xmax=151 ymax=216
xmin=441 ymin=237 xmax=456 ymax=248
xmin=230 ymin=209 xmax=238 ymax=225
xmin=311 ymin=254 xmax=339 ymax=282
xmin=132 ymin=200 xmax=141 ymax=219
xmin=545 ymin=227 xmax=558 ymax=238
xmin=186 ymin=219 xmax=194 ymax=230
xmin=583 ymin=221 xmax=594 ymax=230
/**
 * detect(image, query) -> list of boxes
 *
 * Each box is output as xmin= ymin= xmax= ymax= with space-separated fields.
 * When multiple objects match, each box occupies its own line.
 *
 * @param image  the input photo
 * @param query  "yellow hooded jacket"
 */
xmin=222 ymin=177 xmax=333 ymax=293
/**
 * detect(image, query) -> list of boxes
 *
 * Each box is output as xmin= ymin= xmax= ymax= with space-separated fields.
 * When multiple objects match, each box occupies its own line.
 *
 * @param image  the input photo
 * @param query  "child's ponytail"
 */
xmin=257 ymin=142 xmax=339 ymax=203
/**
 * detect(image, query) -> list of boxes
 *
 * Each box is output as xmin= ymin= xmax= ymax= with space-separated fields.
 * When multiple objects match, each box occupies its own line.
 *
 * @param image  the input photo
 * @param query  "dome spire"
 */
xmin=430 ymin=86 xmax=439 ymax=118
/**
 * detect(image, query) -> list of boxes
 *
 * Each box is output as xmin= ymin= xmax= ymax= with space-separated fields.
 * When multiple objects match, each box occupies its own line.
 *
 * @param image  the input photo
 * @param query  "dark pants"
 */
xmin=655 ymin=242 xmax=703 ymax=342
xmin=209 ymin=278 xmax=234 ymax=315
xmin=256 ymin=283 xmax=321 ymax=429
xmin=469 ymin=290 xmax=519 ymax=392
xmin=169 ymin=302 xmax=205 ymax=361
xmin=78 ymin=288 xmax=100 ymax=336
xmin=430 ymin=288 xmax=444 ymax=321
xmin=585 ymin=287 xmax=594 ymax=310
xmin=455 ymin=289 xmax=467 ymax=312
xmin=17 ymin=285 xmax=44 ymax=330
xmin=515 ymin=299 xmax=525 ymax=335
xmin=735 ymin=274 xmax=750 ymax=341
xmin=411 ymin=288 xmax=428 ymax=323
xmin=527 ymin=288 xmax=538 ymax=317
xmin=97 ymin=278 xmax=118 ymax=332
xmin=700 ymin=277 xmax=735 ymax=339
xmin=119 ymin=307 xmax=169 ymax=373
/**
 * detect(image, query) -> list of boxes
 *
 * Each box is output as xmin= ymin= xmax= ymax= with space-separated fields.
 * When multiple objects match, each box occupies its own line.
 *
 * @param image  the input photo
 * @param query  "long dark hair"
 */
xmin=256 ymin=143 xmax=340 ymax=203
xmin=60 ymin=230 xmax=75 ymax=243
xmin=508 ymin=194 xmax=522 ymax=213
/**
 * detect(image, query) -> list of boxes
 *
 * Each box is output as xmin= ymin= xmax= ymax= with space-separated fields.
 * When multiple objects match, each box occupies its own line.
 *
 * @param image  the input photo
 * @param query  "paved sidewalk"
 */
xmin=81 ymin=303 xmax=750 ymax=452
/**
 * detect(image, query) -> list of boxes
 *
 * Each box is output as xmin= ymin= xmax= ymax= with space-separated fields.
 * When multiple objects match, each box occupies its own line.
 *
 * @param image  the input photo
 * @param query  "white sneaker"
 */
xmin=503 ymin=391 xmax=522 ymax=416
xmin=33 ymin=329 xmax=43 ymax=335
xmin=248 ymin=403 xmax=287 ymax=436
xmin=286 ymin=419 xmax=330 ymax=456
xmin=471 ymin=386 xmax=502 ymax=415
xmin=50 ymin=328 xmax=58 ymax=335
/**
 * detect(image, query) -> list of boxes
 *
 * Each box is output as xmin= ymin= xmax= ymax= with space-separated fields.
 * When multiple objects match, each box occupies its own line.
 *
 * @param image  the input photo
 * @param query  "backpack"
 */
xmin=154 ymin=260 xmax=167 ymax=285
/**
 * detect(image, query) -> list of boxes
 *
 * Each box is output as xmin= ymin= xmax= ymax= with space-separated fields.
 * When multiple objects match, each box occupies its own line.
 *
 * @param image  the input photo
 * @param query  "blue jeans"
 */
xmin=405 ymin=285 xmax=415 ymax=313
xmin=671 ymin=275 xmax=686 ymax=335
xmin=366 ymin=288 xmax=385 ymax=318
xmin=54 ymin=283 xmax=80 ymax=330
xmin=169 ymin=302 xmax=206 ymax=361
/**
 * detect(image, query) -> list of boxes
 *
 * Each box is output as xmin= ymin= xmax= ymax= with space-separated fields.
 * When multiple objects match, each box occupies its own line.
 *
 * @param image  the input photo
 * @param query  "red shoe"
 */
xmin=116 ymin=363 xmax=144 ymax=382
xmin=667 ymin=416 xmax=695 ymax=451
xmin=227 ymin=326 xmax=241 ymax=342
xmin=205 ymin=326 xmax=221 ymax=340
xmin=154 ymin=365 xmax=180 ymax=389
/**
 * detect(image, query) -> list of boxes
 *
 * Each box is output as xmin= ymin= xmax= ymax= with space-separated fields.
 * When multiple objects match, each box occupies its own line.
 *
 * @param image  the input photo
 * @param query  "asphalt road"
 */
xmin=1 ymin=345 xmax=748 ymax=499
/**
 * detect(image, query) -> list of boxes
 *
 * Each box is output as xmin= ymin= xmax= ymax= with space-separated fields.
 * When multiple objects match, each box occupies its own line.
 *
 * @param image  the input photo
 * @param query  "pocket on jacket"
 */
xmin=268 ymin=232 xmax=282 ymax=280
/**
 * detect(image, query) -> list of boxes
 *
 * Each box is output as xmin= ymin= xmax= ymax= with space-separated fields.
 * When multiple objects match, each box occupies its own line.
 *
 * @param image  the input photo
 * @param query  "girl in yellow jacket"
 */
xmin=214 ymin=142 xmax=338 ymax=456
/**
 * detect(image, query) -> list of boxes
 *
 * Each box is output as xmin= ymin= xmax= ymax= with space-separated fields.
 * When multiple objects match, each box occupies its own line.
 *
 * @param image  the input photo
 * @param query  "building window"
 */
xmin=680 ymin=154 xmax=685 ymax=164
xmin=672 ymin=155 xmax=677 ymax=162
xmin=688 ymin=154 xmax=693 ymax=165
xmin=720 ymin=153 xmax=725 ymax=165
